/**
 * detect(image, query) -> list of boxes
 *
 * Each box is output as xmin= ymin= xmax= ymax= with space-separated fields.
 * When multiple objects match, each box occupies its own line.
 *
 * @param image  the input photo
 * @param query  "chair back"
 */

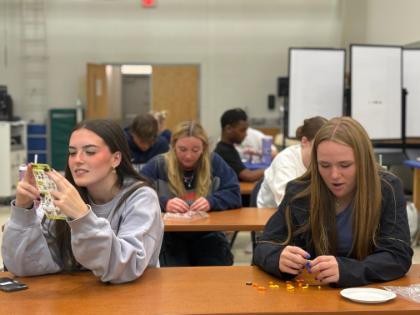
xmin=249 ymin=178 xmax=264 ymax=207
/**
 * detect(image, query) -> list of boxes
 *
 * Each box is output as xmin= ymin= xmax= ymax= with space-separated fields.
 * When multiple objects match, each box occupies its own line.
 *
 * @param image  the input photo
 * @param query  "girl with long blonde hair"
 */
xmin=142 ymin=121 xmax=241 ymax=266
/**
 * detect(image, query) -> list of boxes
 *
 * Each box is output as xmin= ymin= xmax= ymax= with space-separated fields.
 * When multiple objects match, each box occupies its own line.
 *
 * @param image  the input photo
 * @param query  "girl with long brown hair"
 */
xmin=254 ymin=117 xmax=412 ymax=287
xmin=2 ymin=119 xmax=164 ymax=283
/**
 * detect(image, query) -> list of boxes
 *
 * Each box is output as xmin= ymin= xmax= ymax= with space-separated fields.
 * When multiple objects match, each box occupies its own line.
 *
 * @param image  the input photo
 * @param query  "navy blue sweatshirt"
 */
xmin=141 ymin=153 xmax=241 ymax=211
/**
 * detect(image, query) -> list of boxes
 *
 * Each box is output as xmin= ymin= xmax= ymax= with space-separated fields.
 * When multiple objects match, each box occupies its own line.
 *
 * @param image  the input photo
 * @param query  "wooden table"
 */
xmin=404 ymin=160 xmax=420 ymax=210
xmin=164 ymin=207 xmax=276 ymax=232
xmin=2 ymin=265 xmax=420 ymax=314
xmin=240 ymin=181 xmax=257 ymax=195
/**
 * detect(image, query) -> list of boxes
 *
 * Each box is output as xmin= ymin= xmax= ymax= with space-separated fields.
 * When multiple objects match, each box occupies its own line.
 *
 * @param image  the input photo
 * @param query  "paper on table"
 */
xmin=163 ymin=211 xmax=209 ymax=221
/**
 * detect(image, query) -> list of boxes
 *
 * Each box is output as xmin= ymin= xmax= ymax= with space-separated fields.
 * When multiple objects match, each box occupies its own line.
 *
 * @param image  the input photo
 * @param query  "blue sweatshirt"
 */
xmin=124 ymin=128 xmax=169 ymax=165
xmin=141 ymin=153 xmax=242 ymax=211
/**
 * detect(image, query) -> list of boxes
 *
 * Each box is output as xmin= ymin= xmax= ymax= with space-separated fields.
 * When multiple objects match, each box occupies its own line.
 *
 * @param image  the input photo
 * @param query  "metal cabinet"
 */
xmin=0 ymin=121 xmax=27 ymax=198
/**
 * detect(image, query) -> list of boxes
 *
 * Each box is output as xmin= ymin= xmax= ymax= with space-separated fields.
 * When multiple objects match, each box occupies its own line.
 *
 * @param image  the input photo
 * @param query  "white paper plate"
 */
xmin=340 ymin=288 xmax=396 ymax=304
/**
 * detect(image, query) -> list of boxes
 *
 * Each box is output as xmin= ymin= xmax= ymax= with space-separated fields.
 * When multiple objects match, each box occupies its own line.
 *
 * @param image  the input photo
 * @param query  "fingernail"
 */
xmin=306 ymin=254 xmax=311 ymax=259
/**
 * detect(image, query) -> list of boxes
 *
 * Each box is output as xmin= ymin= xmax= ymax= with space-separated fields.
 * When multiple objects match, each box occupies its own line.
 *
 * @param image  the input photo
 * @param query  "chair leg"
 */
xmin=414 ymin=229 xmax=420 ymax=247
xmin=251 ymin=231 xmax=256 ymax=251
xmin=229 ymin=231 xmax=239 ymax=248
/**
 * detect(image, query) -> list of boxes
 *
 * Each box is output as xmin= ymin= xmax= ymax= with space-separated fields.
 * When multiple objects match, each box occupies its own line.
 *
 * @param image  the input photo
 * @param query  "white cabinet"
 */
xmin=0 ymin=121 xmax=27 ymax=198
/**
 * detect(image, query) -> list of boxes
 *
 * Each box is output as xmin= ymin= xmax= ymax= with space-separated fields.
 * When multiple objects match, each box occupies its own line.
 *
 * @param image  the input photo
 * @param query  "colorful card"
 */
xmin=32 ymin=163 xmax=66 ymax=220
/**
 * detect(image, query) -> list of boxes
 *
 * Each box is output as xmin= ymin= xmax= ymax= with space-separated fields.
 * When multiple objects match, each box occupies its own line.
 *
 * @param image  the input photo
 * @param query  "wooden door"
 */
xmin=86 ymin=63 xmax=108 ymax=119
xmin=151 ymin=65 xmax=199 ymax=131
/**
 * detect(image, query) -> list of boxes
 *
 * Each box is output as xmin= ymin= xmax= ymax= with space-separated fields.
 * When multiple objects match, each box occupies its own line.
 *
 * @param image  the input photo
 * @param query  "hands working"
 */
xmin=166 ymin=198 xmax=190 ymax=213
xmin=166 ymin=197 xmax=210 ymax=213
xmin=189 ymin=197 xmax=210 ymax=212
xmin=47 ymin=169 xmax=89 ymax=220
xmin=15 ymin=165 xmax=89 ymax=220
xmin=15 ymin=164 xmax=39 ymax=209
xmin=279 ymin=245 xmax=339 ymax=284
xmin=308 ymin=255 xmax=339 ymax=284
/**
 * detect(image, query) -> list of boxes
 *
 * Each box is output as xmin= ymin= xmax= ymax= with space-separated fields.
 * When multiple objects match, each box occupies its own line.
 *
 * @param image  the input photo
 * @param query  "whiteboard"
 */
xmin=403 ymin=49 xmax=420 ymax=137
xmin=287 ymin=48 xmax=345 ymax=138
xmin=351 ymin=45 xmax=402 ymax=140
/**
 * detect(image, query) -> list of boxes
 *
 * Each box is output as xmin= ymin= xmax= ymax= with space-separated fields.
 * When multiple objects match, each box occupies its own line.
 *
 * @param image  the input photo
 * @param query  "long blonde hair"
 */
xmin=165 ymin=121 xmax=211 ymax=198
xmin=285 ymin=117 xmax=382 ymax=260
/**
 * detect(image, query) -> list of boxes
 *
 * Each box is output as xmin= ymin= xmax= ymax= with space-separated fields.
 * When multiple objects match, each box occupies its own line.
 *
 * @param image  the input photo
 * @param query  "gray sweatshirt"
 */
xmin=1 ymin=184 xmax=164 ymax=284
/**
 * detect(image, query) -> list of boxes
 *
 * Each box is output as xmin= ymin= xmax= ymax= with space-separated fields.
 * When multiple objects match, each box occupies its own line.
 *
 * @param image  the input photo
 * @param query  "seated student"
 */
xmin=257 ymin=116 xmax=327 ymax=208
xmin=141 ymin=121 xmax=241 ymax=266
xmin=125 ymin=113 xmax=169 ymax=167
xmin=214 ymin=108 xmax=264 ymax=182
xmin=253 ymin=117 xmax=413 ymax=287
xmin=2 ymin=119 xmax=164 ymax=284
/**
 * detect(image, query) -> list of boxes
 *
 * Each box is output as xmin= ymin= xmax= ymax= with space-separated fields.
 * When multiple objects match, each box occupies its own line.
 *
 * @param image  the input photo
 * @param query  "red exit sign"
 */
xmin=142 ymin=0 xmax=156 ymax=8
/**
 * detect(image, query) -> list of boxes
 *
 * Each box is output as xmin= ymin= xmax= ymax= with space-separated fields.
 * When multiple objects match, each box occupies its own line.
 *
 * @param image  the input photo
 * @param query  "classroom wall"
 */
xmin=340 ymin=0 xmax=367 ymax=66
xmin=0 ymin=0 xmax=344 ymax=140
xmin=341 ymin=0 xmax=420 ymax=48
xmin=0 ymin=1 xmax=22 ymax=117
xmin=1 ymin=0 xmax=419 ymax=140
xmin=365 ymin=0 xmax=420 ymax=45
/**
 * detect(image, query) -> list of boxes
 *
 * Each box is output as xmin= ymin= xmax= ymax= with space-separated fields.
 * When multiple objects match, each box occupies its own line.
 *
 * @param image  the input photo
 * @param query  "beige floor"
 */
xmin=0 ymin=206 xmax=420 ymax=268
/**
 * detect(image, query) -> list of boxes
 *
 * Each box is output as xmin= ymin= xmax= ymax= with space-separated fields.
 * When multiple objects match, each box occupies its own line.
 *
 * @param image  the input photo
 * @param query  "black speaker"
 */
xmin=277 ymin=77 xmax=289 ymax=97
xmin=0 ymin=86 xmax=13 ymax=121
xmin=268 ymin=94 xmax=275 ymax=110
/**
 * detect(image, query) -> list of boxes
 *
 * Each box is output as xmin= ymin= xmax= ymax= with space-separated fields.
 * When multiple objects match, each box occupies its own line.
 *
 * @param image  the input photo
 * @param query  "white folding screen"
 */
xmin=351 ymin=45 xmax=402 ymax=140
xmin=403 ymin=49 xmax=420 ymax=137
xmin=287 ymin=48 xmax=345 ymax=138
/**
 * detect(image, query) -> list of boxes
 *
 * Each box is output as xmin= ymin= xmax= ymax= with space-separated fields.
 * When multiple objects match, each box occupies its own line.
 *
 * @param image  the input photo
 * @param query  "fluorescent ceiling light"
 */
xmin=121 ymin=65 xmax=152 ymax=75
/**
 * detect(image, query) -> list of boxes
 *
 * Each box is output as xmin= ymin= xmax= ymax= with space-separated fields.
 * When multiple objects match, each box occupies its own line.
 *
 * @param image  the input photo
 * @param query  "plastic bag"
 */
xmin=163 ymin=211 xmax=209 ymax=221
xmin=383 ymin=284 xmax=420 ymax=303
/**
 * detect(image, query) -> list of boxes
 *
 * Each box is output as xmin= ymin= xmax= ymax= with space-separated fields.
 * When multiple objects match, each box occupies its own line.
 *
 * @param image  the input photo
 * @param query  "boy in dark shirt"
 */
xmin=125 ymin=113 xmax=169 ymax=169
xmin=214 ymin=108 xmax=264 ymax=182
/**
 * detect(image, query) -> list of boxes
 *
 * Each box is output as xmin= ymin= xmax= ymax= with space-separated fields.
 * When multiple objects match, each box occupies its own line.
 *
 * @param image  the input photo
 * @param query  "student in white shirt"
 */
xmin=257 ymin=116 xmax=327 ymax=208
xmin=235 ymin=127 xmax=277 ymax=163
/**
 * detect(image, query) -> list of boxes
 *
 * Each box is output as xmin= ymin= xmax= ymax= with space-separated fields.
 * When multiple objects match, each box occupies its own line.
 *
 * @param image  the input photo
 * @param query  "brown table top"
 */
xmin=2 ymin=265 xmax=420 ymax=314
xmin=163 ymin=207 xmax=276 ymax=232
xmin=240 ymin=181 xmax=257 ymax=195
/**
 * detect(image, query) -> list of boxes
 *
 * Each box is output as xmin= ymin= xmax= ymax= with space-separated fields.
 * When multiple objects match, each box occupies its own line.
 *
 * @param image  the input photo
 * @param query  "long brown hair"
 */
xmin=51 ymin=119 xmax=150 ymax=270
xmin=284 ymin=117 xmax=382 ymax=260
xmin=165 ymin=121 xmax=211 ymax=198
